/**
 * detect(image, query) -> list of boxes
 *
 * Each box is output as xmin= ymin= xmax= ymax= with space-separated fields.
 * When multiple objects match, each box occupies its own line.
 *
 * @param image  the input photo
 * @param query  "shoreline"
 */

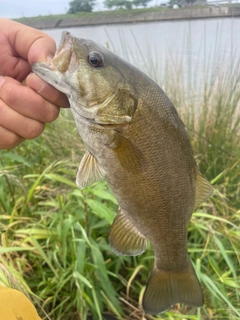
xmin=19 ymin=7 xmax=240 ymax=30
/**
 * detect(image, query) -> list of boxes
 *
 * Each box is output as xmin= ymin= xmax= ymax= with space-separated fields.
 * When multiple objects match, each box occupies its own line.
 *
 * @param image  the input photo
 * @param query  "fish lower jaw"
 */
xmin=32 ymin=63 xmax=71 ymax=96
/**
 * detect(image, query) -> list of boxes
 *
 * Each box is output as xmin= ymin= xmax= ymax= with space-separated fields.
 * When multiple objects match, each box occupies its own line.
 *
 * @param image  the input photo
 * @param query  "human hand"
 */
xmin=0 ymin=18 xmax=70 ymax=150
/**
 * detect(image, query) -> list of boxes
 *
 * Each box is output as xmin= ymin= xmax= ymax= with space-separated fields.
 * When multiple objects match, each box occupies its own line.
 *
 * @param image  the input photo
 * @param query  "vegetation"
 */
xmin=0 ymin=32 xmax=240 ymax=320
xmin=68 ymin=0 xmax=96 ymax=13
xmin=184 ymin=0 xmax=197 ymax=6
xmin=14 ymin=7 xmax=166 ymax=24
xmin=14 ymin=5 xmax=216 ymax=24
xmin=67 ymin=0 xmax=151 ymax=13
xmin=104 ymin=0 xmax=151 ymax=10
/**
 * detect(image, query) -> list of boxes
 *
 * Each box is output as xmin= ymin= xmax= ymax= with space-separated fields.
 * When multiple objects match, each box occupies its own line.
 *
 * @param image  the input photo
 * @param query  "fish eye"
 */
xmin=88 ymin=51 xmax=104 ymax=68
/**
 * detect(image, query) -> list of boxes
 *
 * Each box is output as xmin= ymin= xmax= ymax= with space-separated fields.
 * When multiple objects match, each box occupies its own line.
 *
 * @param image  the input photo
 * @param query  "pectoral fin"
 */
xmin=109 ymin=208 xmax=147 ymax=256
xmin=113 ymin=132 xmax=146 ymax=174
xmin=76 ymin=151 xmax=106 ymax=189
xmin=194 ymin=171 xmax=213 ymax=208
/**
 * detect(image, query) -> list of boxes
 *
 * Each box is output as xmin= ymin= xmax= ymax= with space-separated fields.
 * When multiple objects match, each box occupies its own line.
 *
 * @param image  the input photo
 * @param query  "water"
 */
xmin=43 ymin=18 xmax=240 ymax=83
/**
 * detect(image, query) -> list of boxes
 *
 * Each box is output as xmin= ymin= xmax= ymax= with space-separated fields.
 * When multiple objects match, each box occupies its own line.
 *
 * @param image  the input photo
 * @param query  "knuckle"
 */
xmin=25 ymin=121 xmax=45 ymax=139
xmin=0 ymin=82 xmax=17 ymax=105
xmin=48 ymin=105 xmax=60 ymax=122
xmin=44 ymin=101 xmax=60 ymax=122
xmin=2 ymin=134 xmax=22 ymax=150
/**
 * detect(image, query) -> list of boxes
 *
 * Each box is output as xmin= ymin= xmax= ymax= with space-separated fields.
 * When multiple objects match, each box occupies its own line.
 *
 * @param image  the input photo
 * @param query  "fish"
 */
xmin=32 ymin=31 xmax=213 ymax=315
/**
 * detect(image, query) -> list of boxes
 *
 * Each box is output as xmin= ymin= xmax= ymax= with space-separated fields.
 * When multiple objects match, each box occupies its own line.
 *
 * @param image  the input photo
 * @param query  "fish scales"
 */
xmin=106 ymin=89 xmax=194 ymax=266
xmin=32 ymin=31 xmax=213 ymax=315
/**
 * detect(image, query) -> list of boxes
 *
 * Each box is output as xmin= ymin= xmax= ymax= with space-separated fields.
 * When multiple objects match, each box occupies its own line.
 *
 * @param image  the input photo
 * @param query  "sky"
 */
xmin=0 ymin=0 xmax=160 ymax=19
xmin=0 ymin=0 xmax=107 ymax=19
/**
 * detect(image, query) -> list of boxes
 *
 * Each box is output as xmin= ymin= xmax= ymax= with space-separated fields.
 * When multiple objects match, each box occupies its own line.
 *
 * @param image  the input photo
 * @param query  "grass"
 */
xmin=13 ymin=5 xmax=219 ymax=24
xmin=13 ymin=7 xmax=170 ymax=24
xmin=0 ymin=30 xmax=240 ymax=319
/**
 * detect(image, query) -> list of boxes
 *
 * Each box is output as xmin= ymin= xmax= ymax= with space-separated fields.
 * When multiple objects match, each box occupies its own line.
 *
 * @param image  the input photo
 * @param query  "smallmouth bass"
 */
xmin=32 ymin=31 xmax=213 ymax=315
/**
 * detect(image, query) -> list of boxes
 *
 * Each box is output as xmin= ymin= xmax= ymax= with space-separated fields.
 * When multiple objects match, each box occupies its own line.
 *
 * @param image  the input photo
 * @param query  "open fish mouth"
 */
xmin=51 ymin=32 xmax=92 ymax=73
xmin=56 ymin=31 xmax=72 ymax=54
xmin=49 ymin=31 xmax=74 ymax=73
xmin=31 ymin=31 xmax=79 ymax=97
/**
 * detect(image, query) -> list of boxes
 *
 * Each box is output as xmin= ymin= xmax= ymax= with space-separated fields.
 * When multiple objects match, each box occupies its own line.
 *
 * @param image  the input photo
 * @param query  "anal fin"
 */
xmin=109 ymin=209 xmax=147 ymax=256
xmin=76 ymin=151 xmax=106 ymax=189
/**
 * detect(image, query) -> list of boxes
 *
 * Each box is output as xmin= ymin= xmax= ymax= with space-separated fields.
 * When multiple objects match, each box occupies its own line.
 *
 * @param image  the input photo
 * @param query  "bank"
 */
xmin=17 ymin=6 xmax=240 ymax=30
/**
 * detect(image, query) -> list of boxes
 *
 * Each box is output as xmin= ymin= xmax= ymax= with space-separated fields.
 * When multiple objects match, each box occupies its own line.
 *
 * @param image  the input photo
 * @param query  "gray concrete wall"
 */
xmin=22 ymin=7 xmax=239 ymax=30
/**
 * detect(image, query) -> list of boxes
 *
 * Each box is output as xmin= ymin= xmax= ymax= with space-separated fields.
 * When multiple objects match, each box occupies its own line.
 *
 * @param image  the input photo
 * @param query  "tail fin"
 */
xmin=142 ymin=258 xmax=203 ymax=315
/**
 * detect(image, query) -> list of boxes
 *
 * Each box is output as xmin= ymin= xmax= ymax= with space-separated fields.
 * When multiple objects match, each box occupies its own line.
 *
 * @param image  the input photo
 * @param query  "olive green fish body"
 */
xmin=75 ymin=74 xmax=195 ymax=263
xmin=32 ymin=32 xmax=213 ymax=315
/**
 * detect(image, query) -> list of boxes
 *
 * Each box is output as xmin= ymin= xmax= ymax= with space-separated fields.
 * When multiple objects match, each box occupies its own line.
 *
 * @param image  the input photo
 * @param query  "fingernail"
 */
xmin=0 ymin=76 xmax=6 ymax=88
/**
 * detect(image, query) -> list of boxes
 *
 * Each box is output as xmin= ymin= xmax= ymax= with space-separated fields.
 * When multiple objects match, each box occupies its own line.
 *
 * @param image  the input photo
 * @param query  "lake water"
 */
xmin=43 ymin=18 xmax=240 ymax=84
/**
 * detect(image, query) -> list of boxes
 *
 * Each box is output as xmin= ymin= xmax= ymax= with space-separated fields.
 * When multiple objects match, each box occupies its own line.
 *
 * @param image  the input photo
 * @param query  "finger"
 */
xmin=0 ymin=126 xmax=24 ymax=150
xmin=0 ymin=99 xmax=45 ymax=139
xmin=26 ymin=73 xmax=70 ymax=108
xmin=0 ymin=48 xmax=31 ymax=82
xmin=1 ymin=18 xmax=56 ymax=64
xmin=28 ymin=35 xmax=56 ymax=65
xmin=0 ymin=76 xmax=60 ymax=123
xmin=0 ymin=19 xmax=56 ymax=80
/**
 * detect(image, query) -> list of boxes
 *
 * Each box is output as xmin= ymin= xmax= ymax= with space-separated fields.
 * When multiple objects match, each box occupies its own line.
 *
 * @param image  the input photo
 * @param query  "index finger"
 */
xmin=26 ymin=73 xmax=70 ymax=108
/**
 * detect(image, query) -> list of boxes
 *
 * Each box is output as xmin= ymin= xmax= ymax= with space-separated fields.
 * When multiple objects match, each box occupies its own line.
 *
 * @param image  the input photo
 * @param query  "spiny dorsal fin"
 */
xmin=76 ymin=151 xmax=106 ymax=189
xmin=195 ymin=171 xmax=213 ymax=209
xmin=109 ymin=208 xmax=147 ymax=256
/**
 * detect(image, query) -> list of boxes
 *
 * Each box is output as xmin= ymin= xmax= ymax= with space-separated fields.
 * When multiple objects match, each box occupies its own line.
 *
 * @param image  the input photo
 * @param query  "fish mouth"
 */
xmin=50 ymin=31 xmax=74 ymax=73
xmin=56 ymin=31 xmax=71 ymax=54
xmin=32 ymin=32 xmax=119 ymax=123
xmin=52 ymin=32 xmax=91 ymax=73
xmin=31 ymin=31 xmax=81 ymax=100
xmin=32 ymin=31 xmax=76 ymax=76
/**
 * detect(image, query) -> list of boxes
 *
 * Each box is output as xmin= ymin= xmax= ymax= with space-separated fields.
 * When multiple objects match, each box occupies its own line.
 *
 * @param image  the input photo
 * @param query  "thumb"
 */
xmin=28 ymin=34 xmax=56 ymax=65
xmin=0 ymin=19 xmax=56 ymax=65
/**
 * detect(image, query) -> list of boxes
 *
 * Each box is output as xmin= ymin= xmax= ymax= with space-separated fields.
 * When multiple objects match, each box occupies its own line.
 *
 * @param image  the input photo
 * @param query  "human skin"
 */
xmin=0 ymin=18 xmax=70 ymax=150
